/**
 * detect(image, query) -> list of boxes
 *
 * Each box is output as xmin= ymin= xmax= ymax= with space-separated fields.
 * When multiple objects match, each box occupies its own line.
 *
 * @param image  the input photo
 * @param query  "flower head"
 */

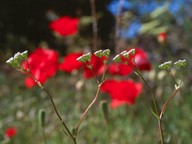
xmin=23 ymin=48 xmax=59 ymax=88
xmin=158 ymin=32 xmax=167 ymax=44
xmin=4 ymin=127 xmax=16 ymax=138
xmin=59 ymin=52 xmax=84 ymax=73
xmin=101 ymin=79 xmax=142 ymax=108
xmin=6 ymin=51 xmax=28 ymax=69
xmin=110 ymin=48 xmax=151 ymax=76
xmin=49 ymin=16 xmax=79 ymax=36
xmin=83 ymin=54 xmax=105 ymax=79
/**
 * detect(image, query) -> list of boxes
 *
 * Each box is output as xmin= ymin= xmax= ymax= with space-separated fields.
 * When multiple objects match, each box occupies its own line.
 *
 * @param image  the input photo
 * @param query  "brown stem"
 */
xmin=114 ymin=0 xmax=124 ymax=54
xmin=158 ymin=119 xmax=165 ymax=144
xmin=160 ymin=87 xmax=180 ymax=119
xmin=75 ymin=82 xmax=103 ymax=134
xmin=90 ymin=0 xmax=98 ymax=51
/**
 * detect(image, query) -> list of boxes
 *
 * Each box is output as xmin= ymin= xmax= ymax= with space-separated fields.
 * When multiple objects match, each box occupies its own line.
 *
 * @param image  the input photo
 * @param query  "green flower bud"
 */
xmin=77 ymin=52 xmax=91 ymax=63
xmin=102 ymin=49 xmax=110 ymax=58
xmin=120 ymin=50 xmax=127 ymax=55
xmin=83 ymin=52 xmax=92 ymax=61
xmin=100 ymin=100 xmax=109 ymax=122
xmin=6 ymin=51 xmax=28 ymax=69
xmin=94 ymin=50 xmax=103 ymax=58
xmin=6 ymin=57 xmax=20 ymax=69
xmin=174 ymin=59 xmax=187 ymax=69
xmin=38 ymin=109 xmax=46 ymax=127
xmin=123 ymin=52 xmax=129 ymax=58
xmin=21 ymin=50 xmax=28 ymax=60
xmin=159 ymin=61 xmax=172 ymax=70
xmin=113 ymin=54 xmax=121 ymax=62
xmin=128 ymin=49 xmax=136 ymax=55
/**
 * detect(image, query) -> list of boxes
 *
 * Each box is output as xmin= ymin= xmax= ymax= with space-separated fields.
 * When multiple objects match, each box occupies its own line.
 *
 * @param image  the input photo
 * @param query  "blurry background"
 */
xmin=1 ymin=0 xmax=192 ymax=143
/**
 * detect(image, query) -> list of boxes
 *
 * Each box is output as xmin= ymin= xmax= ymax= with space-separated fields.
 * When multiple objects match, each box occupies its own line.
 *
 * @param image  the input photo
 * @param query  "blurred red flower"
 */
xmin=4 ymin=127 xmax=16 ymax=138
xmin=49 ymin=16 xmax=79 ymax=36
xmin=107 ymin=63 xmax=132 ymax=76
xmin=158 ymin=32 xmax=167 ymax=44
xmin=59 ymin=52 xmax=84 ymax=73
xmin=24 ymin=48 xmax=59 ymax=88
xmin=108 ymin=48 xmax=151 ymax=76
xmin=101 ymin=79 xmax=142 ymax=108
xmin=83 ymin=54 xmax=105 ymax=78
xmin=133 ymin=48 xmax=151 ymax=71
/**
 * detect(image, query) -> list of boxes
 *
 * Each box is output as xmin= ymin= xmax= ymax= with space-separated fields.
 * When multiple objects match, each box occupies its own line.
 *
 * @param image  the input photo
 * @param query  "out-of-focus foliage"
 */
xmin=1 ymin=0 xmax=192 ymax=143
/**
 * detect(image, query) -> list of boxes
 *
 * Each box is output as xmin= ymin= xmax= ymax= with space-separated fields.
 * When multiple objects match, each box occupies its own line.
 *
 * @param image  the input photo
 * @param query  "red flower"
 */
xmin=133 ymin=48 xmax=151 ymax=71
xmin=107 ymin=63 xmax=132 ymax=76
xmin=49 ymin=16 xmax=79 ymax=36
xmin=83 ymin=54 xmax=105 ymax=79
xmin=4 ymin=127 xmax=16 ymax=138
xmin=158 ymin=32 xmax=167 ymax=44
xmin=108 ymin=48 xmax=151 ymax=76
xmin=59 ymin=52 xmax=84 ymax=73
xmin=23 ymin=48 xmax=59 ymax=88
xmin=101 ymin=79 xmax=142 ymax=108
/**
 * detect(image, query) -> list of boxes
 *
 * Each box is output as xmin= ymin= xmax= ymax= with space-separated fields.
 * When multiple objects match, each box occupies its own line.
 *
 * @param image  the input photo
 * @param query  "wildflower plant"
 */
xmin=4 ymin=0 xmax=189 ymax=144
xmin=6 ymin=46 xmax=187 ymax=144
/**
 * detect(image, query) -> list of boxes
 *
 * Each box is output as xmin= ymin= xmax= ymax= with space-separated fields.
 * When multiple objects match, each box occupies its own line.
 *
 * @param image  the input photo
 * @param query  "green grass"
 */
xmin=0 ymin=65 xmax=192 ymax=144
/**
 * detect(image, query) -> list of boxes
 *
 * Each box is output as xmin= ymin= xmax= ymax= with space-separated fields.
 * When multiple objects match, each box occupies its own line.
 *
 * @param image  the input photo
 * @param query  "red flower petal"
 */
xmin=59 ymin=52 xmax=84 ymax=73
xmin=24 ymin=48 xmax=59 ymax=88
xmin=83 ymin=54 xmax=105 ymax=79
xmin=133 ymin=48 xmax=151 ymax=71
xmin=101 ymin=79 xmax=142 ymax=108
xmin=49 ymin=16 xmax=79 ymax=36
xmin=107 ymin=63 xmax=132 ymax=76
xmin=4 ymin=127 xmax=16 ymax=138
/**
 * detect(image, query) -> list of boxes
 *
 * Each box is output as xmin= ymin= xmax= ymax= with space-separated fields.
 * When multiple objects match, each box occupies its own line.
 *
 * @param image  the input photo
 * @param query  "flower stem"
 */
xmin=25 ymin=69 xmax=77 ymax=144
xmin=160 ymin=86 xmax=180 ymax=119
xmin=75 ymin=82 xmax=103 ymax=134
xmin=90 ymin=0 xmax=98 ymax=51
xmin=158 ymin=119 xmax=164 ymax=144
xmin=114 ymin=0 xmax=124 ymax=54
xmin=129 ymin=62 xmax=165 ymax=144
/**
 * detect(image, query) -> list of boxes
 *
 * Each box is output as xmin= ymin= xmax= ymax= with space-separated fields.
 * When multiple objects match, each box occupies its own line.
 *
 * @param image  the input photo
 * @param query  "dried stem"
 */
xmin=114 ymin=0 xmax=124 ymax=54
xmin=90 ymin=0 xmax=98 ymax=51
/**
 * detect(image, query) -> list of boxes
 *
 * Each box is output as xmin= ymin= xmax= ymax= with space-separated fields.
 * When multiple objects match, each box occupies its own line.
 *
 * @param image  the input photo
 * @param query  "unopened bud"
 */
xmin=94 ymin=50 xmax=103 ymax=58
xmin=77 ymin=52 xmax=92 ymax=63
xmin=113 ymin=54 xmax=121 ymax=62
xmin=174 ymin=59 xmax=187 ymax=69
xmin=102 ymin=49 xmax=110 ymax=58
xmin=159 ymin=61 xmax=172 ymax=70
xmin=38 ymin=109 xmax=46 ymax=127
xmin=6 ymin=51 xmax=28 ymax=69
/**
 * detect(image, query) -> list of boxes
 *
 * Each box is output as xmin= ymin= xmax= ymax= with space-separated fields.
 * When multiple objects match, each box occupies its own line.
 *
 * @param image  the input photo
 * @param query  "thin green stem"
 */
xmin=129 ymin=62 xmax=165 ymax=143
xmin=158 ymin=119 xmax=164 ymax=144
xmin=41 ymin=127 xmax=47 ymax=144
xmin=75 ymin=82 xmax=103 ymax=134
xmin=24 ymin=68 xmax=77 ymax=144
xmin=160 ymin=86 xmax=180 ymax=119
xmin=166 ymin=70 xmax=178 ymax=86
xmin=130 ymin=64 xmax=159 ymax=116
xmin=75 ymin=63 xmax=106 ymax=134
